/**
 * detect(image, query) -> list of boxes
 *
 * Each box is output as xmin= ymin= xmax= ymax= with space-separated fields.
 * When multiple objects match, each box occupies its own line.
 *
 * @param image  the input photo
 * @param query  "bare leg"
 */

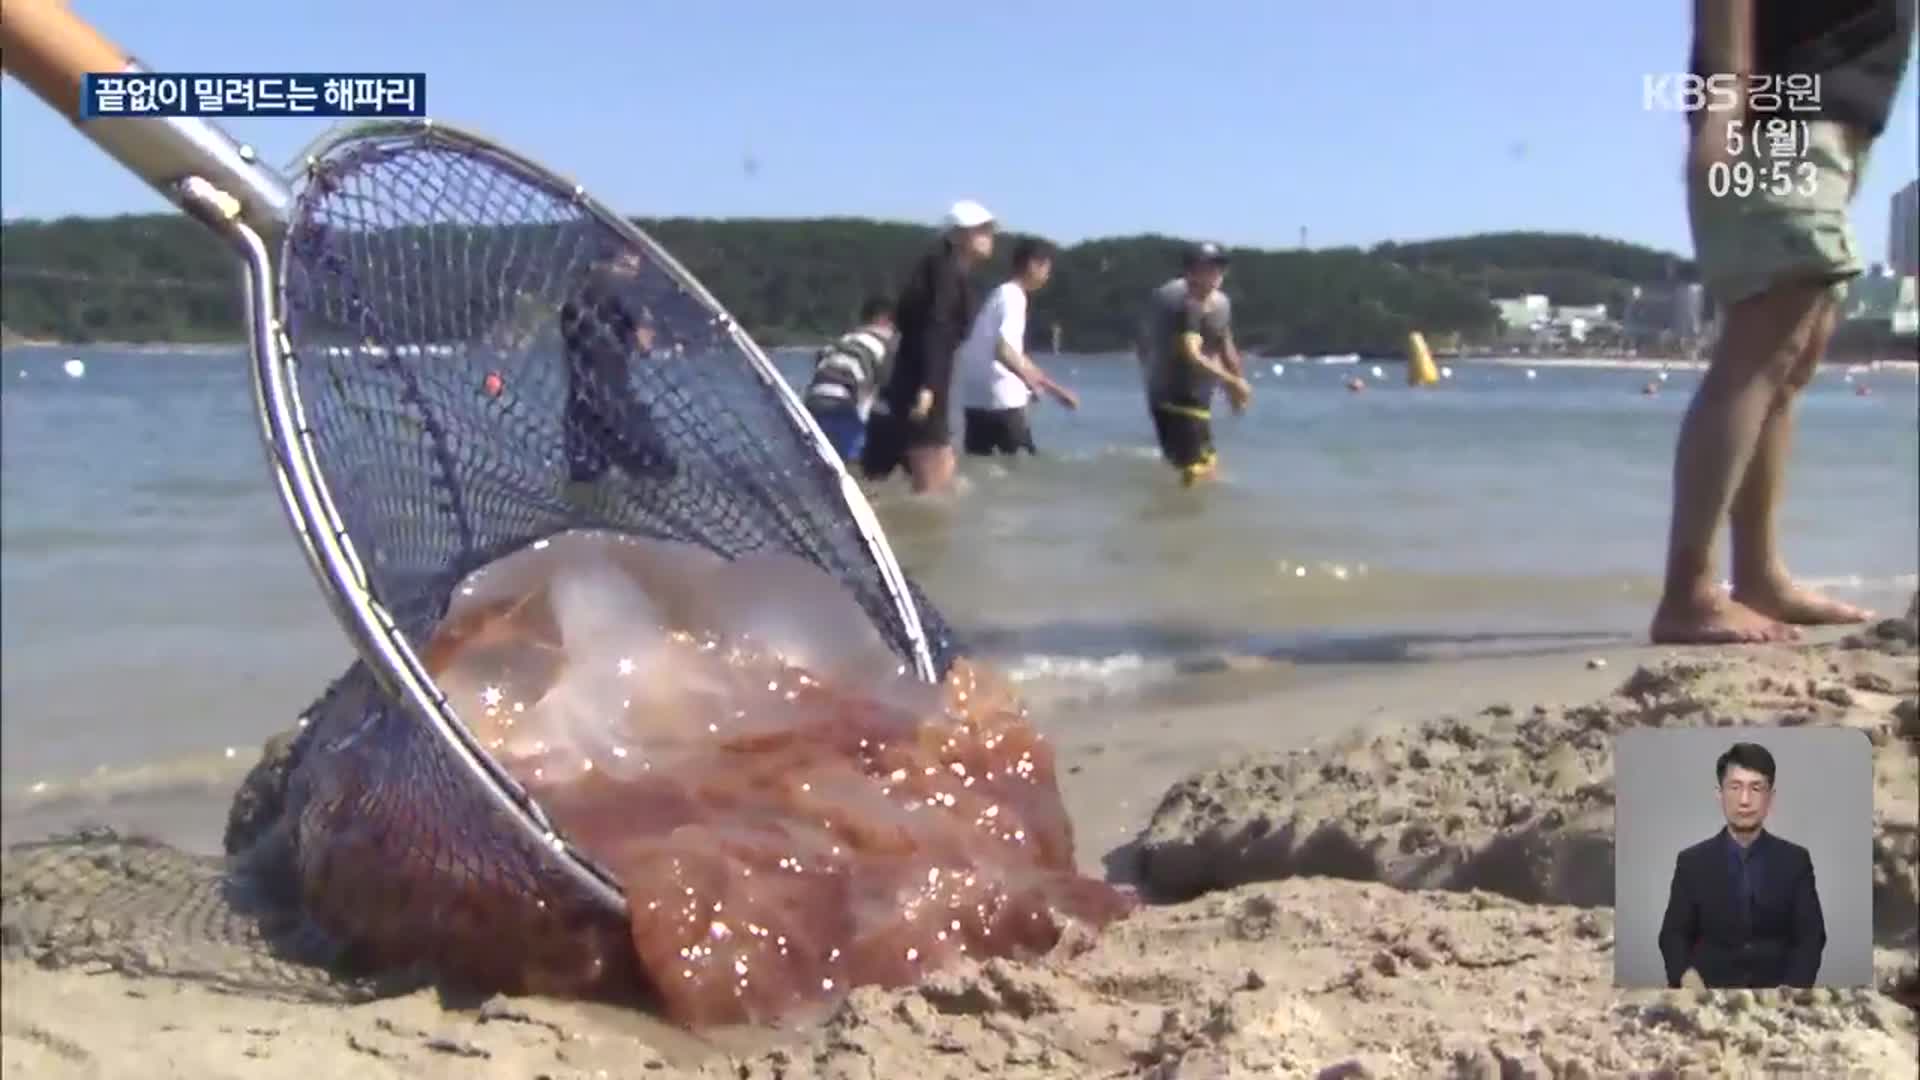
xmin=1650 ymin=284 xmax=1833 ymax=645
xmin=905 ymin=444 xmax=956 ymax=495
xmin=1728 ymin=299 xmax=1875 ymax=627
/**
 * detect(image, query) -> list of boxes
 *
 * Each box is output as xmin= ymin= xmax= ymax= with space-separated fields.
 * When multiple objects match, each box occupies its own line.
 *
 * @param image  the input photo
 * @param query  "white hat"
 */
xmin=943 ymin=199 xmax=995 ymax=230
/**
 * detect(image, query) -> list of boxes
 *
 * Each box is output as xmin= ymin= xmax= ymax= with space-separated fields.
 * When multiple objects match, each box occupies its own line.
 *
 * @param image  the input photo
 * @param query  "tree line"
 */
xmin=0 ymin=213 xmax=1695 ymax=354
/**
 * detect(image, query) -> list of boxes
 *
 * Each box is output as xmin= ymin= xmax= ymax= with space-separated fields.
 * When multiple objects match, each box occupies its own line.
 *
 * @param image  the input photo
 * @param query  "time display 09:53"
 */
xmin=1706 ymin=159 xmax=1818 ymax=199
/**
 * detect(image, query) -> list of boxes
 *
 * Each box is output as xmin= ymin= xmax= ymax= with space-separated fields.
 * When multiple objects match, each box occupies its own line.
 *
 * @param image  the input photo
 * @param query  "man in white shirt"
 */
xmin=957 ymin=238 xmax=1078 ymax=456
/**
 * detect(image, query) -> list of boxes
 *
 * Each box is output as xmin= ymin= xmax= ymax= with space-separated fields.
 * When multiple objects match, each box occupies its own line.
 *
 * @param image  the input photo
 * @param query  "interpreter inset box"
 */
xmin=1613 ymin=727 xmax=1872 ymax=989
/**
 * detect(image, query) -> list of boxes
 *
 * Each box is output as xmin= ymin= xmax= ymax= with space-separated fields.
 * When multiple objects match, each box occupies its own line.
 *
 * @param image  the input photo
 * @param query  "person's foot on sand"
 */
xmin=1734 ymin=577 xmax=1875 ymax=628
xmin=1649 ymin=591 xmax=1800 ymax=645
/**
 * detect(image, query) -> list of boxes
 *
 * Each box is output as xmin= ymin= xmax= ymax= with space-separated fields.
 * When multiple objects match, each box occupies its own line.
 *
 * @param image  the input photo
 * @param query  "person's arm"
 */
xmin=913 ymin=262 xmax=967 ymax=420
xmin=887 ymin=265 xmax=930 ymax=415
xmin=995 ymin=336 xmax=1078 ymax=409
xmin=1215 ymin=297 xmax=1245 ymax=379
xmin=1214 ymin=311 xmax=1251 ymax=412
xmin=1693 ymin=0 xmax=1753 ymax=89
xmin=1176 ymin=327 xmax=1252 ymax=413
xmin=1657 ymin=854 xmax=1700 ymax=989
xmin=1690 ymin=0 xmax=1754 ymax=170
xmin=992 ymin=294 xmax=1076 ymax=408
xmin=1175 ymin=331 xmax=1241 ymax=385
xmin=1220 ymin=328 xmax=1246 ymax=379
xmin=1782 ymin=853 xmax=1826 ymax=987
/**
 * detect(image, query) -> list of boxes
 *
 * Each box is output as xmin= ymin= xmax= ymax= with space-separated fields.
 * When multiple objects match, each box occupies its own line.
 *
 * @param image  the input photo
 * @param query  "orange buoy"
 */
xmin=483 ymin=371 xmax=505 ymax=397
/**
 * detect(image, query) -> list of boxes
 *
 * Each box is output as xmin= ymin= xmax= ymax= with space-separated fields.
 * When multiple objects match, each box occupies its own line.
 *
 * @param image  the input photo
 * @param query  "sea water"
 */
xmin=2 ymin=344 xmax=1913 ymax=847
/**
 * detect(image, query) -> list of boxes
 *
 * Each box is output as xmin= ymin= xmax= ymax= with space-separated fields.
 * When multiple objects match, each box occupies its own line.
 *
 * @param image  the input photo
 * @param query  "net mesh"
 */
xmin=264 ymin=124 xmax=959 ymax=992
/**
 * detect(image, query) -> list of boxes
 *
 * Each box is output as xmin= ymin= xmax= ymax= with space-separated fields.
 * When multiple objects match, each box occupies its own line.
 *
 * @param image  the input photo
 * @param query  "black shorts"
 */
xmin=859 ymin=407 xmax=950 ymax=479
xmin=962 ymin=406 xmax=1036 ymax=456
xmin=1149 ymin=402 xmax=1216 ymax=472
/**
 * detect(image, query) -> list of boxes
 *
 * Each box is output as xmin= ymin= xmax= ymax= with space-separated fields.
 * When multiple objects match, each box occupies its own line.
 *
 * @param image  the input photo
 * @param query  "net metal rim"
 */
xmin=253 ymin=117 xmax=939 ymax=925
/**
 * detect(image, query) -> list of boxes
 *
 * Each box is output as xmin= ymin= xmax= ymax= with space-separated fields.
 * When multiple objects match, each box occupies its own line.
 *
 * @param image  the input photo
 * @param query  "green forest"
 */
xmin=0 ymin=213 xmax=1695 ymax=354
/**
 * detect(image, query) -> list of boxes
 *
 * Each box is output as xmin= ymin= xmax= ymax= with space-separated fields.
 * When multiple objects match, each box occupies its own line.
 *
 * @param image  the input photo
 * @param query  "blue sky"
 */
xmin=3 ymin=0 xmax=1916 ymax=261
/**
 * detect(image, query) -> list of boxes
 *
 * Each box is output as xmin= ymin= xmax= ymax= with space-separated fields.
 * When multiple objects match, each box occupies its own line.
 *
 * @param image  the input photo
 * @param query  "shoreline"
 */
xmin=4 ymin=617 xmax=1915 ymax=1077
xmin=1471 ymin=354 xmax=1920 ymax=374
xmin=2 ymin=340 xmax=243 ymax=355
xmin=5 ymin=595 xmax=1913 ymax=856
xmin=5 ymin=337 xmax=1915 ymax=374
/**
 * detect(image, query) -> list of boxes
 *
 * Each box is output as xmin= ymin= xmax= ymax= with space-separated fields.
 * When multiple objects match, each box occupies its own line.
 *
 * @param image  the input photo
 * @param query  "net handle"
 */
xmin=0 ymin=0 xmax=293 ymax=237
xmin=0 ymin=0 xmax=123 ymax=120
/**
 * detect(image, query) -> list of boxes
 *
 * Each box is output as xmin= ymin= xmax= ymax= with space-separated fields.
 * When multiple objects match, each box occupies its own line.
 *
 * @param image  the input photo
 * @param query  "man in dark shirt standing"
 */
xmin=560 ymin=249 xmax=669 ymax=503
xmin=1137 ymin=243 xmax=1254 ymax=486
xmin=860 ymin=200 xmax=996 ymax=494
xmin=1657 ymin=742 xmax=1827 ymax=988
xmin=1651 ymin=0 xmax=1913 ymax=644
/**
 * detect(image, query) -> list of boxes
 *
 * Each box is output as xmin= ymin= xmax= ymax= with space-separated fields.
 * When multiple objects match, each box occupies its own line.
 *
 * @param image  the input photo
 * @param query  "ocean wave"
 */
xmin=1790 ymin=572 xmax=1919 ymax=591
xmin=1 ymin=745 xmax=256 ymax=813
xmin=1054 ymin=444 xmax=1162 ymax=464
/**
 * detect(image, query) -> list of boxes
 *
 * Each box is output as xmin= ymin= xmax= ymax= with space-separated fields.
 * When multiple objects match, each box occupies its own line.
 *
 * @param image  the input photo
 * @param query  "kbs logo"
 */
xmin=1642 ymin=73 xmax=1823 ymax=113
xmin=1642 ymin=73 xmax=1742 ymax=112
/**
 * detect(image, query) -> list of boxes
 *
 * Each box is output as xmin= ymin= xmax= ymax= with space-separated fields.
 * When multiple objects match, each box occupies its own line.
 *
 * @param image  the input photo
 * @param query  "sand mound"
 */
xmin=7 ymin=877 xmax=1913 ymax=1079
xmin=1135 ymin=629 xmax=1920 ymax=947
xmin=712 ymin=879 xmax=1919 ymax=1080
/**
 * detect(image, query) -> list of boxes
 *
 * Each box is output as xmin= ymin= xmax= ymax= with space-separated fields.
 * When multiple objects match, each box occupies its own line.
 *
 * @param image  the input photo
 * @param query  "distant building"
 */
xmin=1891 ymin=179 xmax=1919 ymax=275
xmin=1674 ymin=283 xmax=1705 ymax=339
xmin=1552 ymin=303 xmax=1608 ymax=324
xmin=1493 ymin=294 xmax=1551 ymax=330
xmin=1843 ymin=264 xmax=1903 ymax=320
xmin=1891 ymin=275 xmax=1919 ymax=336
xmin=1838 ymin=264 xmax=1918 ymax=338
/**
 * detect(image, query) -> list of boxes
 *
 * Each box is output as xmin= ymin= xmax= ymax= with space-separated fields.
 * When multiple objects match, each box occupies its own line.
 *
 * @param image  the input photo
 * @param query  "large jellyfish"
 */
xmin=422 ymin=530 xmax=1133 ymax=1027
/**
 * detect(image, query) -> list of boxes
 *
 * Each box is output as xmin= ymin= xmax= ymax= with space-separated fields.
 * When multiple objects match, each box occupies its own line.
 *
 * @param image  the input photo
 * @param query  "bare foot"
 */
xmin=1650 ymin=592 xmax=1800 ymax=645
xmin=1733 ymin=579 xmax=1875 ymax=627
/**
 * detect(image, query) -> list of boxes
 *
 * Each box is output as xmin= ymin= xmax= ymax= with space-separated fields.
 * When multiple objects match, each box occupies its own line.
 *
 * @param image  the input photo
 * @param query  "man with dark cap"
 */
xmin=1136 ymin=242 xmax=1253 ymax=485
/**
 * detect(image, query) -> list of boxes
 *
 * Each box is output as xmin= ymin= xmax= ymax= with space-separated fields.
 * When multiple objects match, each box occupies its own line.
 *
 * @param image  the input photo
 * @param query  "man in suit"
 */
xmin=1657 ymin=741 xmax=1826 ymax=988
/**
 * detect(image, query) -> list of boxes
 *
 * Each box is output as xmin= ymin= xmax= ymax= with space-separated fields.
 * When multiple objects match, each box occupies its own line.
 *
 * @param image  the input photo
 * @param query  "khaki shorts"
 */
xmin=1687 ymin=119 xmax=1870 ymax=308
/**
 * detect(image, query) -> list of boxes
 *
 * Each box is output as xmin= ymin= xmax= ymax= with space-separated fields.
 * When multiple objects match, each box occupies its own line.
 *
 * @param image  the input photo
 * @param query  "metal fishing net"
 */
xmin=255 ymin=120 xmax=961 ymax=987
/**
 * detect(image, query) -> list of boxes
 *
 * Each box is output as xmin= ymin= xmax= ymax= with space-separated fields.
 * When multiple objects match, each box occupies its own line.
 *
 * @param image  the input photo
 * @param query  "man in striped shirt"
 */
xmin=802 ymin=297 xmax=896 ymax=464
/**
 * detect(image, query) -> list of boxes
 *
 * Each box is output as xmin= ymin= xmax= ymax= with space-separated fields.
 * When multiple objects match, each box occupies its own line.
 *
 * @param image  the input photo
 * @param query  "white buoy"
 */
xmin=62 ymin=358 xmax=86 ymax=378
xmin=1439 ymin=365 xmax=1453 ymax=379
xmin=1369 ymin=364 xmax=1384 ymax=379
xmin=1657 ymin=370 xmax=1669 ymax=382
xmin=1270 ymin=362 xmax=1284 ymax=377
xmin=1524 ymin=368 xmax=1538 ymax=380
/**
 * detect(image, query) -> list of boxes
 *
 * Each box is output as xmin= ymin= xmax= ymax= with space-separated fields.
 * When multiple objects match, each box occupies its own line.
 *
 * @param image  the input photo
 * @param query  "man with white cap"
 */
xmin=861 ymin=199 xmax=997 ymax=493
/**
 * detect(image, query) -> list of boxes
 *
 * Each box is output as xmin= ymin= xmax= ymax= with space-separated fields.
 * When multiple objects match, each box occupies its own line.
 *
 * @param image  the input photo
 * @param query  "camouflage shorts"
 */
xmin=1687 ymin=118 xmax=1872 ymax=308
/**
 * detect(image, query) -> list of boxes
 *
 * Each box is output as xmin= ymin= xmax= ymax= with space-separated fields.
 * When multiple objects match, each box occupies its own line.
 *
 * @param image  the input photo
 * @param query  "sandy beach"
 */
xmin=4 ymin=604 xmax=1915 ymax=1080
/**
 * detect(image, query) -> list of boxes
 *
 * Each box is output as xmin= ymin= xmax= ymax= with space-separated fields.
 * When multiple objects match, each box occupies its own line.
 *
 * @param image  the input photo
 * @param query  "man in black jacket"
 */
xmin=860 ymin=200 xmax=996 ymax=494
xmin=560 ymin=249 xmax=673 ymax=504
xmin=1657 ymin=741 xmax=1827 ymax=988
